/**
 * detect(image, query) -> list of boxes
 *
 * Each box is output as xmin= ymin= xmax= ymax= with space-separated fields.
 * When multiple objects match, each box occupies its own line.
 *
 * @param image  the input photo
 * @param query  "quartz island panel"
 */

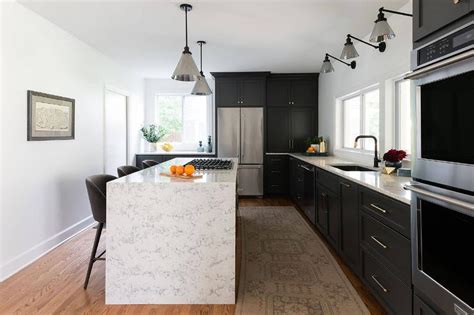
xmin=106 ymin=158 xmax=238 ymax=304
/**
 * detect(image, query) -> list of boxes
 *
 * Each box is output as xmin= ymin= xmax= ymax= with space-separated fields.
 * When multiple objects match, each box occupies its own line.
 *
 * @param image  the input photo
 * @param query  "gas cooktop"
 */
xmin=185 ymin=159 xmax=233 ymax=170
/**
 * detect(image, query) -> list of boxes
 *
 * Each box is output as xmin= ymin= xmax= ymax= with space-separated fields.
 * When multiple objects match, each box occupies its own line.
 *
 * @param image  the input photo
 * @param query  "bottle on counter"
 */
xmin=197 ymin=141 xmax=204 ymax=152
xmin=319 ymin=138 xmax=327 ymax=153
xmin=206 ymin=136 xmax=213 ymax=153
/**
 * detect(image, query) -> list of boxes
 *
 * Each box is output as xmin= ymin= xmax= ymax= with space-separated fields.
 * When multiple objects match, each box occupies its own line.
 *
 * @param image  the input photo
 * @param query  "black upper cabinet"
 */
xmin=212 ymin=72 xmax=269 ymax=107
xmin=267 ymin=107 xmax=291 ymax=153
xmin=291 ymin=79 xmax=318 ymax=107
xmin=339 ymin=179 xmax=360 ymax=274
xmin=267 ymin=75 xmax=318 ymax=107
xmin=290 ymin=108 xmax=314 ymax=153
xmin=413 ymin=0 xmax=472 ymax=42
xmin=267 ymin=80 xmax=291 ymax=107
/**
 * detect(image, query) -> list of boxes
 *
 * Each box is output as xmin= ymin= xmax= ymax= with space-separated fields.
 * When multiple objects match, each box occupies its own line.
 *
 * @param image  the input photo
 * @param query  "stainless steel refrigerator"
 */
xmin=217 ymin=107 xmax=263 ymax=196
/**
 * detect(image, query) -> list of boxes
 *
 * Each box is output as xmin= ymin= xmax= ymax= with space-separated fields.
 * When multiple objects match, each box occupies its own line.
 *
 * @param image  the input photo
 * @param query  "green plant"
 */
xmin=305 ymin=136 xmax=321 ymax=147
xmin=140 ymin=124 xmax=166 ymax=143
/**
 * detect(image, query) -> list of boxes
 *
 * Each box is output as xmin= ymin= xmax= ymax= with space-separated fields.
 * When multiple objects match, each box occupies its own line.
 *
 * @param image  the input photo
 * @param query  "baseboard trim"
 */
xmin=0 ymin=215 xmax=95 ymax=282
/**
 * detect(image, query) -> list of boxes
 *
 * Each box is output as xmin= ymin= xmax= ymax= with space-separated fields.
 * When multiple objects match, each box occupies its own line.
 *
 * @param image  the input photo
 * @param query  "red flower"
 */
xmin=383 ymin=149 xmax=407 ymax=162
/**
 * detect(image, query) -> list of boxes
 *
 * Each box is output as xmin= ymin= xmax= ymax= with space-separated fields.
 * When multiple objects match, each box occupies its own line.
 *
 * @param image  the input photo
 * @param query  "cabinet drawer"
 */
xmin=359 ymin=188 xmax=410 ymax=238
xmin=316 ymin=169 xmax=339 ymax=193
xmin=360 ymin=212 xmax=411 ymax=285
xmin=361 ymin=250 xmax=412 ymax=315
xmin=266 ymin=155 xmax=288 ymax=170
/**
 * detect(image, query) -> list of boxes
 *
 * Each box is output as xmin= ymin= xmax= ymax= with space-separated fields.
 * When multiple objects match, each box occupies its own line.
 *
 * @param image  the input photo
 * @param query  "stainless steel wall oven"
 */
xmin=406 ymin=21 xmax=474 ymax=315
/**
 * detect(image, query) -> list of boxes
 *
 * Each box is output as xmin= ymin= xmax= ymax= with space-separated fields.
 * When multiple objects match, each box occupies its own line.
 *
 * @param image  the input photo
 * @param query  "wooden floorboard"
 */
xmin=0 ymin=196 xmax=385 ymax=314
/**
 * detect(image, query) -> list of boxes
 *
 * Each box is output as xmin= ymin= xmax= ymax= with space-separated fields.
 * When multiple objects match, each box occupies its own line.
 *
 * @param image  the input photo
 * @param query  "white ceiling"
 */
xmin=20 ymin=0 xmax=410 ymax=78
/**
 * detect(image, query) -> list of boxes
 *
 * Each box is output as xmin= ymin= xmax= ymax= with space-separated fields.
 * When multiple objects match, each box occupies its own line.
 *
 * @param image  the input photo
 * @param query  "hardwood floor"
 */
xmin=0 ymin=197 xmax=385 ymax=315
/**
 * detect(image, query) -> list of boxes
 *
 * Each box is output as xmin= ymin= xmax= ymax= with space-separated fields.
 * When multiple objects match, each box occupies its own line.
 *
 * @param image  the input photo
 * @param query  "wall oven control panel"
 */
xmin=412 ymin=23 xmax=473 ymax=70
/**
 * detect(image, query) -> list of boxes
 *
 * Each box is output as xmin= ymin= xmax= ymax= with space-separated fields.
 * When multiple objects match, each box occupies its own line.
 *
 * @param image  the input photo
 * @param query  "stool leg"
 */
xmin=84 ymin=222 xmax=103 ymax=289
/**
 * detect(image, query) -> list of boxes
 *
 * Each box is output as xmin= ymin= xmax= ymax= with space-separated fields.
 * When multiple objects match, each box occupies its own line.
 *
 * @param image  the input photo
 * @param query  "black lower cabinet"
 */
xmin=301 ymin=163 xmax=316 ymax=225
xmin=316 ymin=183 xmax=340 ymax=249
xmin=339 ymin=179 xmax=360 ymax=274
xmin=264 ymin=155 xmax=289 ymax=195
xmin=361 ymin=249 xmax=412 ymax=315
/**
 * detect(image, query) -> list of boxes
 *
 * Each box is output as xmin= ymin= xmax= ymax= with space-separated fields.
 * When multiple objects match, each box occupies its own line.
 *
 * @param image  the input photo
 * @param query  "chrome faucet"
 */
xmin=354 ymin=135 xmax=381 ymax=168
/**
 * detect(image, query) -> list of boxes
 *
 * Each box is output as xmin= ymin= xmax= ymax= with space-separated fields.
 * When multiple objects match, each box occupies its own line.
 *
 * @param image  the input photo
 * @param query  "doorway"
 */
xmin=104 ymin=87 xmax=128 ymax=175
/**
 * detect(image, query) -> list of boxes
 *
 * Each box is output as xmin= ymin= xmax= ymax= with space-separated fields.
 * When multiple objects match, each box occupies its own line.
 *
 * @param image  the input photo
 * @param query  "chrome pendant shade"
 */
xmin=320 ymin=55 xmax=335 ymax=73
xmin=340 ymin=37 xmax=359 ymax=60
xmin=369 ymin=7 xmax=412 ymax=43
xmin=320 ymin=53 xmax=356 ymax=74
xmin=192 ymin=41 xmax=212 ymax=95
xmin=172 ymin=4 xmax=200 ymax=81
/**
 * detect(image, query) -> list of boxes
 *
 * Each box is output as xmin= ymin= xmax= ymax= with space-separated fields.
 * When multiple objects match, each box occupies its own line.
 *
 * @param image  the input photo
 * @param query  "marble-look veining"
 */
xmin=106 ymin=158 xmax=237 ymax=304
xmin=288 ymin=154 xmax=412 ymax=204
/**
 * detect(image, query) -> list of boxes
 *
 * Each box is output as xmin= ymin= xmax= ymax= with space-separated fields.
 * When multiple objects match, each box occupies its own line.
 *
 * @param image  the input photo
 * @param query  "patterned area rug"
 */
xmin=236 ymin=206 xmax=370 ymax=315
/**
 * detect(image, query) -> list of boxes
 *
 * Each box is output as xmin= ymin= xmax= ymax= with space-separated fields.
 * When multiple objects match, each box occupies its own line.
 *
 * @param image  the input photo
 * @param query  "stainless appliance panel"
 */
xmin=237 ymin=165 xmax=263 ymax=196
xmin=217 ymin=108 xmax=240 ymax=160
xmin=412 ymin=57 xmax=474 ymax=193
xmin=407 ymin=183 xmax=474 ymax=315
xmin=240 ymin=107 xmax=264 ymax=164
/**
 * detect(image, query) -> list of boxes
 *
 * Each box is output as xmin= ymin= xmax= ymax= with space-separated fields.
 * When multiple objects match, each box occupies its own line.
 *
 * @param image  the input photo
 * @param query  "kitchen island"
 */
xmin=106 ymin=158 xmax=238 ymax=304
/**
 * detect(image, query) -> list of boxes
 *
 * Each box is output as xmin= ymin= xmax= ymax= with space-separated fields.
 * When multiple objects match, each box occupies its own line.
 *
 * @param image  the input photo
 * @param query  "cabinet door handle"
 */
xmin=453 ymin=0 xmax=461 ymax=4
xmin=300 ymin=165 xmax=313 ymax=172
xmin=341 ymin=182 xmax=351 ymax=188
xmin=370 ymin=236 xmax=388 ymax=249
xmin=370 ymin=203 xmax=387 ymax=214
xmin=371 ymin=275 xmax=389 ymax=293
xmin=288 ymin=139 xmax=291 ymax=149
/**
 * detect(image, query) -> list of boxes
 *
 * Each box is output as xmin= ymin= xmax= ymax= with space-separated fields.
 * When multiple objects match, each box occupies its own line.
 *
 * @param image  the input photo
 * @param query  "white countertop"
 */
xmin=287 ymin=153 xmax=412 ymax=204
xmin=112 ymin=158 xmax=238 ymax=184
xmin=136 ymin=151 xmax=215 ymax=155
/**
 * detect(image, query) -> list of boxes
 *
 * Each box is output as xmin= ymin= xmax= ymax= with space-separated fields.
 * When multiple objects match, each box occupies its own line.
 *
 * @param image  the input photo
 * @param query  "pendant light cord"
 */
xmin=185 ymin=7 xmax=189 ymax=49
xmin=199 ymin=42 xmax=203 ymax=72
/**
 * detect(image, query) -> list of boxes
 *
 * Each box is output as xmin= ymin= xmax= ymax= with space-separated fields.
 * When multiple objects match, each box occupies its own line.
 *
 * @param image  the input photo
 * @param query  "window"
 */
xmin=395 ymin=79 xmax=412 ymax=155
xmin=155 ymin=95 xmax=213 ymax=150
xmin=342 ymin=88 xmax=380 ymax=151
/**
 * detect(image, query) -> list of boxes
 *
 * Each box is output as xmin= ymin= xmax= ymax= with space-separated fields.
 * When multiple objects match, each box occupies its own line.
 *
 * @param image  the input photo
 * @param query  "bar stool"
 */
xmin=117 ymin=165 xmax=140 ymax=177
xmin=84 ymin=174 xmax=117 ymax=289
xmin=142 ymin=160 xmax=159 ymax=169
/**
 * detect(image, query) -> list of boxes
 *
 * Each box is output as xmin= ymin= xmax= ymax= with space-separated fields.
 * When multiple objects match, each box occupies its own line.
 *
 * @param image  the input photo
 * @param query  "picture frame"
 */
xmin=27 ymin=90 xmax=75 ymax=141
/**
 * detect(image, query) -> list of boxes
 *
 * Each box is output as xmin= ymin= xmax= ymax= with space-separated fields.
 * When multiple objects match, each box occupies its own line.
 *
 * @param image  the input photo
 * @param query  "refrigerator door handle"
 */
xmin=241 ymin=111 xmax=245 ymax=160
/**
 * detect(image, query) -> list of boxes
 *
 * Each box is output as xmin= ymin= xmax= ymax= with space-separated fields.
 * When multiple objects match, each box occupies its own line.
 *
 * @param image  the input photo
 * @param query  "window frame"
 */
xmin=393 ymin=76 xmax=413 ymax=158
xmin=154 ymin=93 xmax=214 ymax=151
xmin=340 ymin=85 xmax=380 ymax=153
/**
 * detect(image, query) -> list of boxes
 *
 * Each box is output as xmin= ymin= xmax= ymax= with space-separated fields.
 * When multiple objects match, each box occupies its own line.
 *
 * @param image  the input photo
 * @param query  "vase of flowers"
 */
xmin=140 ymin=124 xmax=166 ymax=152
xmin=382 ymin=149 xmax=407 ymax=169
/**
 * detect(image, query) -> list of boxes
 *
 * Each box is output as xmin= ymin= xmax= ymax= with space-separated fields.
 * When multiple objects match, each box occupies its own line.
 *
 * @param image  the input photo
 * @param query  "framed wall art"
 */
xmin=27 ymin=90 xmax=75 ymax=141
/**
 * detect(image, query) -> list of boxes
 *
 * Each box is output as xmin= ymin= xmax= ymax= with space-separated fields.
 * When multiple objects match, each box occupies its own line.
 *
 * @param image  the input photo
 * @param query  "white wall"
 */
xmin=0 ymin=2 xmax=145 ymax=280
xmin=318 ymin=2 xmax=412 ymax=165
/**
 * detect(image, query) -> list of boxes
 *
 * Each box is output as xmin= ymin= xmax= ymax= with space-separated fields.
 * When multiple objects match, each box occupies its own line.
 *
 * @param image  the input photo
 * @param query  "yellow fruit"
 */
xmin=184 ymin=165 xmax=195 ymax=176
xmin=175 ymin=165 xmax=185 ymax=175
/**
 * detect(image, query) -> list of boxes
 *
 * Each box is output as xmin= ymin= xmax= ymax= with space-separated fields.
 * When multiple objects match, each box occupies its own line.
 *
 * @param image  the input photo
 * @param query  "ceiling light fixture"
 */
xmin=172 ymin=3 xmax=200 ymax=81
xmin=340 ymin=34 xmax=386 ymax=60
xmin=191 ymin=41 xmax=212 ymax=95
xmin=320 ymin=53 xmax=356 ymax=74
xmin=369 ymin=7 xmax=413 ymax=43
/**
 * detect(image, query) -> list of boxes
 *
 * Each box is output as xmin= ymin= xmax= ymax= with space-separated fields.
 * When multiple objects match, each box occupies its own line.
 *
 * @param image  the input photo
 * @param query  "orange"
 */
xmin=170 ymin=165 xmax=177 ymax=174
xmin=184 ymin=165 xmax=195 ymax=176
xmin=175 ymin=165 xmax=185 ymax=175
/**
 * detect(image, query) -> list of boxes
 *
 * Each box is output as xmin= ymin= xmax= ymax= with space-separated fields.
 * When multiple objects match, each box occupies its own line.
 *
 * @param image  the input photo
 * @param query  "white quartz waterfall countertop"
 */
xmin=288 ymin=154 xmax=412 ymax=204
xmin=112 ymin=158 xmax=238 ymax=184
xmin=106 ymin=157 xmax=238 ymax=304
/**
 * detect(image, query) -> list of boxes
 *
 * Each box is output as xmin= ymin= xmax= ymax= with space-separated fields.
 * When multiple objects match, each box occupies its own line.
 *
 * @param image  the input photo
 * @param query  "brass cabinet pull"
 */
xmin=370 ymin=236 xmax=388 ymax=249
xmin=371 ymin=275 xmax=389 ymax=293
xmin=370 ymin=203 xmax=387 ymax=214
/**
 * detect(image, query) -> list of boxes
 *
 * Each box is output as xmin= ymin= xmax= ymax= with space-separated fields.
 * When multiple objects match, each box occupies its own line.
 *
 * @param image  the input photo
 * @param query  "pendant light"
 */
xmin=340 ymin=34 xmax=386 ymax=60
xmin=192 ymin=41 xmax=212 ymax=95
xmin=369 ymin=7 xmax=413 ymax=43
xmin=320 ymin=53 xmax=356 ymax=74
xmin=172 ymin=4 xmax=200 ymax=81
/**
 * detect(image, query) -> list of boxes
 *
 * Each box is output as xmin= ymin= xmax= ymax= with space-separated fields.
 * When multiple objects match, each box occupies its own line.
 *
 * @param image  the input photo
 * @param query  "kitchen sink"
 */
xmin=330 ymin=164 xmax=377 ymax=172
